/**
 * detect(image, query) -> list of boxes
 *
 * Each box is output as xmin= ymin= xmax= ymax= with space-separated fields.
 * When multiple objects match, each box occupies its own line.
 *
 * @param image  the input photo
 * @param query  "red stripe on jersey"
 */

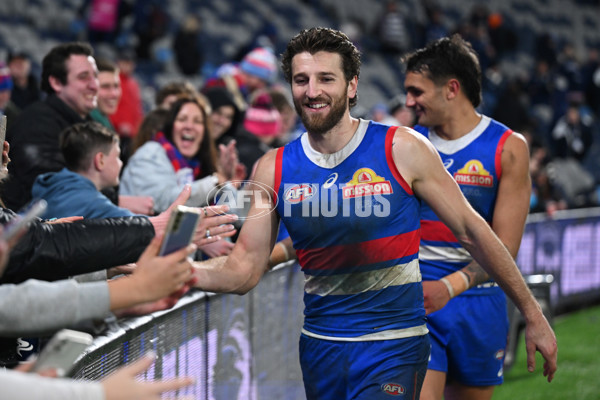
xmin=273 ymin=147 xmax=284 ymax=203
xmin=495 ymin=129 xmax=512 ymax=180
xmin=385 ymin=126 xmax=414 ymax=195
xmin=296 ymin=229 xmax=420 ymax=271
xmin=420 ymin=220 xmax=458 ymax=243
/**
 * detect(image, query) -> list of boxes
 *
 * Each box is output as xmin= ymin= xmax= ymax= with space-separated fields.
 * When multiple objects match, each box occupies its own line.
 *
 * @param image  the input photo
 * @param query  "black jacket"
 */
xmin=3 ymin=95 xmax=87 ymax=211
xmin=0 ymin=208 xmax=155 ymax=284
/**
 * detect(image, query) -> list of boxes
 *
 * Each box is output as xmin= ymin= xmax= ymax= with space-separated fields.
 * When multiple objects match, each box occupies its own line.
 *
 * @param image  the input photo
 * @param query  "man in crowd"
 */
xmin=3 ymin=42 xmax=152 ymax=215
xmin=89 ymin=58 xmax=121 ymax=131
xmin=4 ymin=42 xmax=98 ymax=211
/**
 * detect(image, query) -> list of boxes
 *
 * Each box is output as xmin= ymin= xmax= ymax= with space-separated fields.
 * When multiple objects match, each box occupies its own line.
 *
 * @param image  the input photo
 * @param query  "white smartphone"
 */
xmin=30 ymin=329 xmax=93 ymax=377
xmin=2 ymin=199 xmax=47 ymax=241
xmin=158 ymin=205 xmax=201 ymax=256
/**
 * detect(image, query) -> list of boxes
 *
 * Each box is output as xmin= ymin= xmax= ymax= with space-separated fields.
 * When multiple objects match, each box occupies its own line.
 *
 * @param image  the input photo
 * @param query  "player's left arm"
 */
xmin=426 ymin=133 xmax=532 ymax=311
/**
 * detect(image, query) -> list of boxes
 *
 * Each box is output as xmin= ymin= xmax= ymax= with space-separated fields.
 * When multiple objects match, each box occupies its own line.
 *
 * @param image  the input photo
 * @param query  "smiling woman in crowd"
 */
xmin=120 ymin=95 xmax=242 ymax=212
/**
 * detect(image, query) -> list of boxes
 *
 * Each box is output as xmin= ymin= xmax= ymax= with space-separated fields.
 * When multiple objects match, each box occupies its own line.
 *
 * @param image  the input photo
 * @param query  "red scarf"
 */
xmin=154 ymin=131 xmax=202 ymax=178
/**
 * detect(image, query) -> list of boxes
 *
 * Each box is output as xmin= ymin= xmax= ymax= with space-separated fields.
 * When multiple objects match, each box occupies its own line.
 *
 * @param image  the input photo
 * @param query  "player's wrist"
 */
xmin=268 ymin=242 xmax=290 ymax=268
xmin=440 ymin=270 xmax=470 ymax=298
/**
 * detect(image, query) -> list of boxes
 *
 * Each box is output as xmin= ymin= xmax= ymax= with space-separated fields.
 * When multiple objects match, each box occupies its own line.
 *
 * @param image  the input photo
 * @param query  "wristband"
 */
xmin=277 ymin=242 xmax=290 ymax=262
xmin=458 ymin=270 xmax=470 ymax=290
xmin=440 ymin=277 xmax=455 ymax=299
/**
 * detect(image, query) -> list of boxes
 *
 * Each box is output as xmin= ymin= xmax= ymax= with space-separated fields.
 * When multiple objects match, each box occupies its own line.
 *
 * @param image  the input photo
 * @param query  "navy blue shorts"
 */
xmin=299 ymin=333 xmax=430 ymax=399
xmin=427 ymin=291 xmax=508 ymax=386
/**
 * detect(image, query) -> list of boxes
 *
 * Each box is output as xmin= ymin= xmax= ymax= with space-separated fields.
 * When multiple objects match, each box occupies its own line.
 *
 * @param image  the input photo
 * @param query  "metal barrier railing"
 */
xmin=71 ymin=208 xmax=600 ymax=396
xmin=72 ymin=261 xmax=306 ymax=400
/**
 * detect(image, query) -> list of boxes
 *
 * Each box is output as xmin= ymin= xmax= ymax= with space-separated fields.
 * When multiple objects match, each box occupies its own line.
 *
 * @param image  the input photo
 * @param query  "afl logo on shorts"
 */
xmin=284 ymin=184 xmax=316 ymax=203
xmin=495 ymin=349 xmax=505 ymax=361
xmin=381 ymin=382 xmax=405 ymax=395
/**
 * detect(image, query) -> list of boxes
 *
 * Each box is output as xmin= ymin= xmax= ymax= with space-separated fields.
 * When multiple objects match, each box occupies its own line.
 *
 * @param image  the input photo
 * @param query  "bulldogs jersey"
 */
xmin=414 ymin=115 xmax=512 ymax=293
xmin=274 ymin=119 xmax=427 ymax=340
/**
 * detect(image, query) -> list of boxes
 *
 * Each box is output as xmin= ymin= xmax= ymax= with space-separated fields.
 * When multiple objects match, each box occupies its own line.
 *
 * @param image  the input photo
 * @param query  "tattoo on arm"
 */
xmin=463 ymin=264 xmax=490 ymax=286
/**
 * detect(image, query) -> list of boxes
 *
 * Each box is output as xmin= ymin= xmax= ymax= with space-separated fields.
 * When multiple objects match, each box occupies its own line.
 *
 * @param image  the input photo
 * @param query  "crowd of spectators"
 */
xmin=364 ymin=1 xmax=600 ymax=214
xmin=0 ymin=34 xmax=241 ymax=398
xmin=0 ymin=0 xmax=599 ymax=396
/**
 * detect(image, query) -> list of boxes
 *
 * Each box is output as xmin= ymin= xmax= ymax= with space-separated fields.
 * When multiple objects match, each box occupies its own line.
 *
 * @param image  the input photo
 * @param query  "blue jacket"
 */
xmin=32 ymin=168 xmax=135 ymax=220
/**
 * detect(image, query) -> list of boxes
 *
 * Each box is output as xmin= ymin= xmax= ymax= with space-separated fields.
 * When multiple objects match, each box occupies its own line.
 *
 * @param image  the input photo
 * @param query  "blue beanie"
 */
xmin=0 ymin=63 xmax=13 ymax=92
xmin=240 ymin=47 xmax=277 ymax=83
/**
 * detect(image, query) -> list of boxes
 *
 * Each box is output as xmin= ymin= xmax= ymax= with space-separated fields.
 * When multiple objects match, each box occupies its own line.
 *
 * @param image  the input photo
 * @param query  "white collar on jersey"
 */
xmin=300 ymin=118 xmax=370 ymax=169
xmin=428 ymin=115 xmax=491 ymax=154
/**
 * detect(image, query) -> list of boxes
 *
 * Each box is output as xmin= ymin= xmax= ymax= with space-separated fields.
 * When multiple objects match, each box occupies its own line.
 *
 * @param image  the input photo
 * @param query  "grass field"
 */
xmin=494 ymin=304 xmax=600 ymax=400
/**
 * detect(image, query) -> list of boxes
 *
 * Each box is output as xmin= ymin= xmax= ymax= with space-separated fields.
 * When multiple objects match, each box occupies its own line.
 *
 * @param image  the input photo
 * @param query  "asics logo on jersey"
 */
xmin=323 ymin=173 xmax=338 ymax=188
xmin=381 ymin=382 xmax=405 ymax=395
xmin=443 ymin=159 xmax=454 ymax=169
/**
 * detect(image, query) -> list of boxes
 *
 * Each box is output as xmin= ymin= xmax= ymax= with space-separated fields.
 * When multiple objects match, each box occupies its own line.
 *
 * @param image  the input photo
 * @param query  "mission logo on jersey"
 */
xmin=342 ymin=168 xmax=393 ymax=199
xmin=454 ymin=160 xmax=494 ymax=187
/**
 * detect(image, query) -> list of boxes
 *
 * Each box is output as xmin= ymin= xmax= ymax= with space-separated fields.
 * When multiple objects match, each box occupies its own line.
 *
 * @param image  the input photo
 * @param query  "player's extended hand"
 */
xmin=422 ymin=280 xmax=451 ymax=314
xmin=524 ymin=312 xmax=558 ymax=382
xmin=101 ymin=352 xmax=194 ymax=400
xmin=200 ymin=238 xmax=235 ymax=258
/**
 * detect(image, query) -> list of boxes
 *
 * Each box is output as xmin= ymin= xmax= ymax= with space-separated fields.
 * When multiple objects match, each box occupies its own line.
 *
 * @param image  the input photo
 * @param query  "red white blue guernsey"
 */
xmin=274 ymin=119 xmax=427 ymax=340
xmin=414 ymin=115 xmax=512 ymax=294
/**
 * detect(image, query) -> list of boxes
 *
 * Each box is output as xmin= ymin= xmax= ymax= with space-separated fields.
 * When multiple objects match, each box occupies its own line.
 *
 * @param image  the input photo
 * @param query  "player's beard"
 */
xmin=294 ymin=93 xmax=348 ymax=136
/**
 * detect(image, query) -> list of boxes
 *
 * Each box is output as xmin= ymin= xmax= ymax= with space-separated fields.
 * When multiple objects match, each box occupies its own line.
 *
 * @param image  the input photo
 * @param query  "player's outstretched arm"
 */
xmin=192 ymin=149 xmax=280 ymax=295
xmin=392 ymin=126 xmax=557 ymax=382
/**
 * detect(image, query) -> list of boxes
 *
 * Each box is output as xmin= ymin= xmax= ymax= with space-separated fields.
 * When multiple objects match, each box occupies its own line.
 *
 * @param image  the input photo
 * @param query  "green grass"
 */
xmin=494 ymin=304 xmax=600 ymax=400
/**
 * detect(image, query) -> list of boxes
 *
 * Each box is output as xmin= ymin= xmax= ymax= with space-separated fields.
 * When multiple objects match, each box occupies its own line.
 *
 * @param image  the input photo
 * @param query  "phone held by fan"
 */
xmin=158 ymin=205 xmax=201 ymax=256
xmin=30 ymin=329 xmax=93 ymax=377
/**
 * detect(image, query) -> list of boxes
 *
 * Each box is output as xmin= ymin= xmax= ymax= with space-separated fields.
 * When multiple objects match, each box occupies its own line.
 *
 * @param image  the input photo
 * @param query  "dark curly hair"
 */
xmin=281 ymin=27 xmax=361 ymax=108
